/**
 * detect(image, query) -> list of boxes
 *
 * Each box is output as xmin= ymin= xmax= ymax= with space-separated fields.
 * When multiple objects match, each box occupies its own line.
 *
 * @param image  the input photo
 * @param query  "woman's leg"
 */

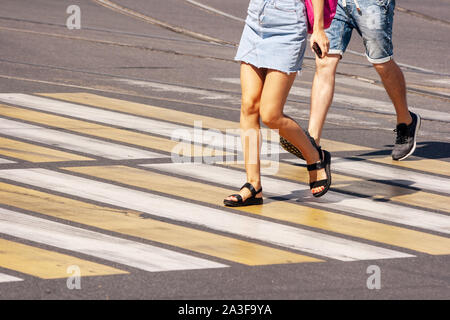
xmin=225 ymin=63 xmax=266 ymax=202
xmin=259 ymin=70 xmax=327 ymax=194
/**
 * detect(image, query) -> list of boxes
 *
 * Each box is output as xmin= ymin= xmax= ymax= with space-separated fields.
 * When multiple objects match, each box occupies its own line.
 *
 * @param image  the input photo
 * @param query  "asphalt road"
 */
xmin=0 ymin=0 xmax=449 ymax=302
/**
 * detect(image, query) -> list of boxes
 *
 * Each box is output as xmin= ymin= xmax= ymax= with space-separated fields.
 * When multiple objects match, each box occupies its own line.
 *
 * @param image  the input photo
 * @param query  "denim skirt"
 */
xmin=235 ymin=0 xmax=308 ymax=74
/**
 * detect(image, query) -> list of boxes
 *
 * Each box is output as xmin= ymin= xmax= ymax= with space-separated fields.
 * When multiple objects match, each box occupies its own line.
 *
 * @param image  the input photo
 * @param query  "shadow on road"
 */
xmin=360 ymin=141 xmax=450 ymax=159
xmin=267 ymin=173 xmax=423 ymax=205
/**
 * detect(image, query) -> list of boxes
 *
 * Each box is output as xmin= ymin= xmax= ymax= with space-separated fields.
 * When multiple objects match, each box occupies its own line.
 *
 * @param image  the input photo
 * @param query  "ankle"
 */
xmin=314 ymin=138 xmax=321 ymax=147
xmin=247 ymin=180 xmax=262 ymax=191
xmin=397 ymin=112 xmax=412 ymax=126
xmin=307 ymin=130 xmax=321 ymax=146
xmin=304 ymin=149 xmax=320 ymax=165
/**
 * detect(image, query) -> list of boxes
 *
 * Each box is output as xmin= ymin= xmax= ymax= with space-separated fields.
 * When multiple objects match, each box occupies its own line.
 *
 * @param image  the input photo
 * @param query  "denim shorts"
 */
xmin=234 ymin=0 xmax=307 ymax=74
xmin=327 ymin=0 xmax=395 ymax=63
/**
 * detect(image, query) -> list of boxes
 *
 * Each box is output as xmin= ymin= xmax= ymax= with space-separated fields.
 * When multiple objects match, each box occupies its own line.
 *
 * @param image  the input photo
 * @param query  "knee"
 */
xmin=260 ymin=109 xmax=282 ymax=129
xmin=373 ymin=59 xmax=395 ymax=76
xmin=315 ymin=55 xmax=340 ymax=75
xmin=241 ymin=96 xmax=260 ymax=118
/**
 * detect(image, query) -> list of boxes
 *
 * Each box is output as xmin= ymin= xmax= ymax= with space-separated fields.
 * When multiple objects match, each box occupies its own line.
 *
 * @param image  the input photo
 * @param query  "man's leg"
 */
xmin=354 ymin=0 xmax=421 ymax=161
xmin=373 ymin=59 xmax=412 ymax=125
xmin=374 ymin=59 xmax=421 ymax=160
xmin=308 ymin=54 xmax=341 ymax=146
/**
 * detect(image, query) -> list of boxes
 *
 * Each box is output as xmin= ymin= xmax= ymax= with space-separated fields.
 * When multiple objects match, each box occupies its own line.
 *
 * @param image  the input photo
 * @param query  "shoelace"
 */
xmin=342 ymin=0 xmax=361 ymax=12
xmin=394 ymin=127 xmax=408 ymax=144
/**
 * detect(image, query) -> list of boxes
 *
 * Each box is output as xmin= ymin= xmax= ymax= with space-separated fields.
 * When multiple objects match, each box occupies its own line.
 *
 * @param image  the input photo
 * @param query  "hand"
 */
xmin=310 ymin=29 xmax=329 ymax=59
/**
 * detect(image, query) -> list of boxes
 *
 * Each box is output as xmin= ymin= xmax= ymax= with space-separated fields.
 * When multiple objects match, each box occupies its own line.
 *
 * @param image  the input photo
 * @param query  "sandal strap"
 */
xmin=230 ymin=194 xmax=243 ymax=203
xmin=306 ymin=131 xmax=320 ymax=151
xmin=310 ymin=179 xmax=328 ymax=189
xmin=307 ymin=161 xmax=326 ymax=171
xmin=307 ymin=145 xmax=326 ymax=171
xmin=240 ymin=182 xmax=262 ymax=197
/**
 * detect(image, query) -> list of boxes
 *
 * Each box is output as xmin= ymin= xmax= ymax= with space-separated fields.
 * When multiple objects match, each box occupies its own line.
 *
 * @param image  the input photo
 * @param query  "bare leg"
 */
xmin=259 ymin=70 xmax=326 ymax=193
xmin=225 ymin=63 xmax=265 ymax=202
xmin=373 ymin=59 xmax=412 ymax=125
xmin=308 ymin=54 xmax=340 ymax=145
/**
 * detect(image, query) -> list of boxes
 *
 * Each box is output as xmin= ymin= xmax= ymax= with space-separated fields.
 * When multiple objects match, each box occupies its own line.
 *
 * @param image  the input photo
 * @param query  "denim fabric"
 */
xmin=234 ymin=0 xmax=307 ymax=73
xmin=327 ymin=0 xmax=395 ymax=63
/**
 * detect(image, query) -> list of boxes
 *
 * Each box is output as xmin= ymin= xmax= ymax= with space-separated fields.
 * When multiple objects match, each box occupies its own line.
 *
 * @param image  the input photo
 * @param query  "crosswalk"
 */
xmin=0 ymin=272 xmax=22 ymax=284
xmin=0 ymin=92 xmax=448 ymax=285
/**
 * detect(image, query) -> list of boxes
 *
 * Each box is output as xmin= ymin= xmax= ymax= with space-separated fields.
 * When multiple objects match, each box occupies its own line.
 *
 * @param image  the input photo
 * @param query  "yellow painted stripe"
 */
xmin=0 ymin=136 xmax=92 ymax=162
xmin=320 ymin=139 xmax=373 ymax=153
xmin=63 ymin=165 xmax=450 ymax=255
xmin=225 ymin=160 xmax=450 ymax=214
xmin=278 ymin=140 xmax=449 ymax=176
xmin=39 ymin=92 xmax=240 ymax=130
xmin=39 ymin=92 xmax=372 ymax=153
xmin=276 ymin=161 xmax=450 ymax=213
xmin=39 ymin=93 xmax=450 ymax=175
xmin=0 ymin=104 xmax=228 ymax=158
xmin=0 ymin=182 xmax=320 ymax=265
xmin=39 ymin=92 xmax=450 ymax=175
xmin=370 ymin=157 xmax=450 ymax=177
xmin=0 ymin=239 xmax=127 ymax=279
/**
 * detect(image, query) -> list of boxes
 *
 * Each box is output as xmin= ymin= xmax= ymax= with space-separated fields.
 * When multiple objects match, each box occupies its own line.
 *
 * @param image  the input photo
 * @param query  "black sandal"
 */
xmin=307 ymin=147 xmax=332 ymax=198
xmin=223 ymin=182 xmax=263 ymax=207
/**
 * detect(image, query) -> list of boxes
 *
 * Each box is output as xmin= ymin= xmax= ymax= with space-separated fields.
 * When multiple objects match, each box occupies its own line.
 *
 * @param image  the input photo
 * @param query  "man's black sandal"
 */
xmin=223 ymin=182 xmax=263 ymax=207
xmin=307 ymin=148 xmax=332 ymax=198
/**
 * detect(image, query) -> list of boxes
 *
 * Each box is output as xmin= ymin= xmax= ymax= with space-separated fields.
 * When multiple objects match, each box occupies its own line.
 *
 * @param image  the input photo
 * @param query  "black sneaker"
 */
xmin=392 ymin=111 xmax=421 ymax=161
xmin=280 ymin=130 xmax=318 ymax=160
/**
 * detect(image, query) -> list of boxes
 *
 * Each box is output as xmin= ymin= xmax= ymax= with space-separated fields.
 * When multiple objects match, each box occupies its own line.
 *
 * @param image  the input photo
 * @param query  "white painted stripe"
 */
xmin=213 ymin=78 xmax=450 ymax=122
xmin=335 ymin=77 xmax=384 ymax=91
xmin=0 ymin=118 xmax=165 ymax=160
xmin=0 ymin=168 xmax=413 ymax=261
xmin=0 ymin=158 xmax=15 ymax=164
xmin=0 ymin=273 xmax=23 ymax=283
xmin=428 ymin=79 xmax=450 ymax=86
xmin=142 ymin=163 xmax=450 ymax=235
xmin=0 ymin=208 xmax=226 ymax=272
xmin=183 ymin=0 xmax=245 ymax=23
xmin=395 ymin=61 xmax=445 ymax=75
xmin=0 ymin=94 xmax=282 ymax=155
xmin=115 ymin=79 xmax=238 ymax=101
xmin=92 ymin=0 xmax=229 ymax=45
xmin=285 ymin=158 xmax=450 ymax=195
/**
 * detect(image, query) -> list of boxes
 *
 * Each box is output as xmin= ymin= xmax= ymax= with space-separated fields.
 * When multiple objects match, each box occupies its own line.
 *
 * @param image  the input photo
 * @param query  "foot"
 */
xmin=392 ymin=111 xmax=421 ymax=161
xmin=224 ymin=183 xmax=263 ymax=204
xmin=307 ymin=148 xmax=329 ymax=195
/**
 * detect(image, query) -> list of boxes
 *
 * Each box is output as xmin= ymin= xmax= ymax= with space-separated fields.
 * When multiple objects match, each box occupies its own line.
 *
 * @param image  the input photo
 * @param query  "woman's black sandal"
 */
xmin=307 ymin=148 xmax=332 ymax=198
xmin=223 ymin=182 xmax=263 ymax=207
xmin=280 ymin=130 xmax=317 ymax=161
xmin=280 ymin=136 xmax=305 ymax=160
